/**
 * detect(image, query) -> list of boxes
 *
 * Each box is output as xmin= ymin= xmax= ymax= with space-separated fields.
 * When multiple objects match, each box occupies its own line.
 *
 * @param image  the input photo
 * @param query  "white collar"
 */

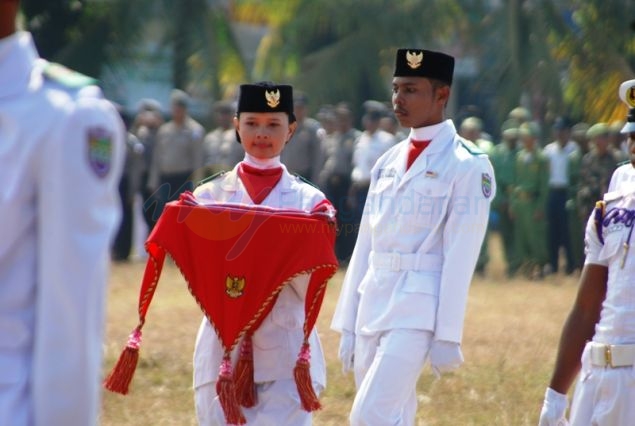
xmin=242 ymin=153 xmax=282 ymax=169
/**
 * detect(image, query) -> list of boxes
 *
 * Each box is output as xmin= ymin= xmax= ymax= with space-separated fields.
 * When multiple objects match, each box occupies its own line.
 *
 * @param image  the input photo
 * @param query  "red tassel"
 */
xmin=103 ymin=328 xmax=142 ymax=394
xmin=233 ymin=335 xmax=257 ymax=408
xmin=293 ymin=343 xmax=321 ymax=412
xmin=216 ymin=357 xmax=246 ymax=425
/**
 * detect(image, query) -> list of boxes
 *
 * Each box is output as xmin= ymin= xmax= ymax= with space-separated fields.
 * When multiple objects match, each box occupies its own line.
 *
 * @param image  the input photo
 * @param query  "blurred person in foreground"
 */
xmin=331 ymin=48 xmax=494 ymax=425
xmin=0 ymin=0 xmax=124 ymax=424
xmin=539 ymin=79 xmax=635 ymax=425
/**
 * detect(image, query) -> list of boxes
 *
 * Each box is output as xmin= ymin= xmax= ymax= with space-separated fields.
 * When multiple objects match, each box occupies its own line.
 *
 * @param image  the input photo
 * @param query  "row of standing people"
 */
xmin=472 ymin=110 xmax=629 ymax=279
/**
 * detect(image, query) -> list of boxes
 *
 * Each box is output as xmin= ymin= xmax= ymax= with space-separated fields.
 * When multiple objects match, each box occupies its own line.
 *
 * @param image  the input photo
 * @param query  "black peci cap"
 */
xmin=237 ymin=82 xmax=295 ymax=122
xmin=393 ymin=48 xmax=455 ymax=86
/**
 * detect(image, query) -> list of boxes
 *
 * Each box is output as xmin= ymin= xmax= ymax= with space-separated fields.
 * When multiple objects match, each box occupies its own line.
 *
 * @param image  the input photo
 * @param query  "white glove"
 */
xmin=338 ymin=330 xmax=355 ymax=374
xmin=428 ymin=340 xmax=463 ymax=379
xmin=538 ymin=388 xmax=569 ymax=426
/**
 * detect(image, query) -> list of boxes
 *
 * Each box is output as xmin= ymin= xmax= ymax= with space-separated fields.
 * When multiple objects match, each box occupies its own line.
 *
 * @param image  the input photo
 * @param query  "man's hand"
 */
xmin=538 ymin=388 xmax=569 ymax=426
xmin=338 ymin=330 xmax=355 ymax=374
xmin=429 ymin=340 xmax=463 ymax=378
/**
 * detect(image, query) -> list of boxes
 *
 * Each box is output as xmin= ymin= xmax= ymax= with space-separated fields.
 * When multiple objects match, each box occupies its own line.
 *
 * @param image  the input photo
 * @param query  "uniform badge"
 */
xmin=265 ymin=89 xmax=280 ymax=108
xmin=406 ymin=50 xmax=423 ymax=69
xmin=481 ymin=173 xmax=492 ymax=198
xmin=225 ymin=275 xmax=246 ymax=298
xmin=87 ymin=127 xmax=113 ymax=178
xmin=425 ymin=170 xmax=438 ymax=178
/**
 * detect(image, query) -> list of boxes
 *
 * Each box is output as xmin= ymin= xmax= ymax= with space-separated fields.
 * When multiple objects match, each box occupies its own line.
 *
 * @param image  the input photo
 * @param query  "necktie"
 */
xmin=406 ymin=139 xmax=431 ymax=170
xmin=238 ymin=162 xmax=283 ymax=204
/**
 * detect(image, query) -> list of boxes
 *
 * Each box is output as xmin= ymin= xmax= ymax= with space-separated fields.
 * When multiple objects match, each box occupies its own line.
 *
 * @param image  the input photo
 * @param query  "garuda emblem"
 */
xmin=225 ymin=275 xmax=246 ymax=298
xmin=406 ymin=50 xmax=423 ymax=69
xmin=265 ymin=89 xmax=280 ymax=108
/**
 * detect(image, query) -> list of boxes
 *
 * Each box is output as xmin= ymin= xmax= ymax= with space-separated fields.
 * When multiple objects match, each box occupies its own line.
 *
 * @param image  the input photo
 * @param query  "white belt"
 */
xmin=589 ymin=342 xmax=635 ymax=368
xmin=368 ymin=251 xmax=443 ymax=272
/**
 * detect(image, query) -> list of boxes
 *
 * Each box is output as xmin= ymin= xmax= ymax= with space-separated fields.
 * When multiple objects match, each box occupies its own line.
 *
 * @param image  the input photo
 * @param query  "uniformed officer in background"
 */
xmin=0 ymin=1 xmax=125 ymax=424
xmin=146 ymin=89 xmax=204 ymax=227
xmin=490 ymin=119 xmax=521 ymax=277
xmin=511 ymin=121 xmax=549 ymax=279
xmin=332 ymin=48 xmax=494 ymax=425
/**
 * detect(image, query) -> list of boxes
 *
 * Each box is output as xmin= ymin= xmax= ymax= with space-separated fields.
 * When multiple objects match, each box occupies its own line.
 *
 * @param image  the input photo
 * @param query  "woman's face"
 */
xmin=235 ymin=112 xmax=296 ymax=159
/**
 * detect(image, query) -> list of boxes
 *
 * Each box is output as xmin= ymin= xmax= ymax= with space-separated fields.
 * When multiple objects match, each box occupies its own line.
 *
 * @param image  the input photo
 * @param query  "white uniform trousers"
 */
xmin=569 ymin=366 xmax=635 ymax=425
xmin=195 ymin=379 xmax=321 ymax=426
xmin=351 ymin=329 xmax=433 ymax=426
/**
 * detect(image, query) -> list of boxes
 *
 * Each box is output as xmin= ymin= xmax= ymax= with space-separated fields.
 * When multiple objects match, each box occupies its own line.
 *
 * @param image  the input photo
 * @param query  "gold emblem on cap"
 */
xmin=406 ymin=50 xmax=423 ymax=69
xmin=628 ymin=86 xmax=635 ymax=108
xmin=225 ymin=275 xmax=245 ymax=298
xmin=265 ymin=89 xmax=281 ymax=108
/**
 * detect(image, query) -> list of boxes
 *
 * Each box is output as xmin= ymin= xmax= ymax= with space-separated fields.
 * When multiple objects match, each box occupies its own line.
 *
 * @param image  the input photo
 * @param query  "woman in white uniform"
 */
xmin=192 ymin=82 xmax=333 ymax=425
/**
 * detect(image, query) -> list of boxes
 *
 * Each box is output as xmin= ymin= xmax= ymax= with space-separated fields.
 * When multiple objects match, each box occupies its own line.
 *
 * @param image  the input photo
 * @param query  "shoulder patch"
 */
xmin=295 ymin=174 xmax=320 ymax=189
xmin=43 ymin=61 xmax=97 ymax=89
xmin=197 ymin=171 xmax=227 ymax=187
xmin=459 ymin=138 xmax=485 ymax=156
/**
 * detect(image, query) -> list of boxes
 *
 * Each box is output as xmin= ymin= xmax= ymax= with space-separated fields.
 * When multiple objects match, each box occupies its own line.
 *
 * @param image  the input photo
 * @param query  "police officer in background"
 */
xmin=280 ymin=91 xmax=323 ymax=182
xmin=0 ymin=1 xmax=125 ymax=424
xmin=146 ymin=89 xmax=204 ymax=226
xmin=332 ymin=48 xmax=494 ymax=425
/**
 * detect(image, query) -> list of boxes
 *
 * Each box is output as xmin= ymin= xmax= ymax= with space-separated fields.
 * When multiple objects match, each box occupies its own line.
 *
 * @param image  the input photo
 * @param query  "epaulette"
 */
xmin=197 ymin=171 xmax=226 ymax=187
xmin=459 ymin=138 xmax=485 ymax=156
xmin=295 ymin=174 xmax=320 ymax=189
xmin=617 ymin=159 xmax=631 ymax=167
xmin=42 ymin=61 xmax=97 ymax=89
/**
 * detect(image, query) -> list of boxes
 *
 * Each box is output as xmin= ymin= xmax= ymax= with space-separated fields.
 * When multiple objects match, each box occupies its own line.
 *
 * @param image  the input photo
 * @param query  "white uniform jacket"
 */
xmin=0 ymin=32 xmax=124 ymax=425
xmin=585 ymin=179 xmax=635 ymax=345
xmin=332 ymin=120 xmax=495 ymax=344
xmin=192 ymin=163 xmax=327 ymax=390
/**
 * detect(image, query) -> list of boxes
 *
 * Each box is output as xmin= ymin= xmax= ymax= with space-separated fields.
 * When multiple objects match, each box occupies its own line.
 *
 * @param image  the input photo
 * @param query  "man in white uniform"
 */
xmin=331 ymin=48 xmax=495 ymax=425
xmin=0 ymin=1 xmax=124 ymax=425
xmin=539 ymin=79 xmax=635 ymax=425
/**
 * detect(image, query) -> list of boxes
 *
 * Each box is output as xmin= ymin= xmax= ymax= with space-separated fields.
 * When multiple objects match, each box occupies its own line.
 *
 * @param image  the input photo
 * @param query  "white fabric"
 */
xmin=195 ymin=379 xmax=319 ymax=426
xmin=192 ymin=163 xmax=328 ymax=420
xmin=351 ymin=129 xmax=395 ymax=183
xmin=428 ymin=340 xmax=463 ymax=378
xmin=569 ymin=348 xmax=635 ymax=426
xmin=368 ymin=251 xmax=443 ymax=272
xmin=338 ymin=330 xmax=355 ymax=374
xmin=543 ymin=141 xmax=578 ymax=187
xmin=0 ymin=32 xmax=124 ymax=426
xmin=608 ymin=163 xmax=635 ymax=193
xmin=332 ymin=120 xmax=495 ymax=343
xmin=538 ymin=388 xmax=569 ymax=426
xmin=243 ymin=153 xmax=281 ymax=169
xmin=350 ymin=329 xmax=432 ymax=426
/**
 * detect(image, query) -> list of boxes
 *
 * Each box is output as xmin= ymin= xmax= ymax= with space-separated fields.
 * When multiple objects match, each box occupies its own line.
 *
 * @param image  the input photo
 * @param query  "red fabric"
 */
xmin=406 ymin=139 xmax=431 ymax=170
xmin=135 ymin=194 xmax=338 ymax=354
xmin=238 ymin=163 xmax=283 ymax=204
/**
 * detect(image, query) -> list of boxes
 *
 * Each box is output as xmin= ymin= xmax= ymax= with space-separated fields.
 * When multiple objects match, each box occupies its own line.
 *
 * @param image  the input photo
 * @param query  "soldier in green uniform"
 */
xmin=577 ymin=123 xmax=624 ymax=219
xmin=566 ymin=122 xmax=590 ymax=271
xmin=510 ymin=122 xmax=549 ymax=279
xmin=490 ymin=119 xmax=521 ymax=277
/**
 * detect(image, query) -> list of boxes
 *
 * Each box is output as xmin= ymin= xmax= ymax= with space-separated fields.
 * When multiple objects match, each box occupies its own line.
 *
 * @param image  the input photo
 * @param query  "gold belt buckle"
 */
xmin=604 ymin=345 xmax=613 ymax=368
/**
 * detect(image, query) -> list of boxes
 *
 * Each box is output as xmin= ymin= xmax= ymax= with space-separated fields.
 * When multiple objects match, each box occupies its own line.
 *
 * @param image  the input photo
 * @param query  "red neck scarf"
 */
xmin=238 ymin=162 xmax=283 ymax=204
xmin=406 ymin=139 xmax=431 ymax=170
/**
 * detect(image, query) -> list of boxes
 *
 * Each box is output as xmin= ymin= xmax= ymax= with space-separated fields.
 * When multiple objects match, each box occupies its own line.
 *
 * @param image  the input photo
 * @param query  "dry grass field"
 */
xmin=101 ymin=233 xmax=579 ymax=425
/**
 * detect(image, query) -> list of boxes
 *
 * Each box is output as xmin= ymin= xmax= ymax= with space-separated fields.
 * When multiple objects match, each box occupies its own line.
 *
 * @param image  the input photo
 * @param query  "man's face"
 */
xmin=391 ymin=76 xmax=448 ymax=129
